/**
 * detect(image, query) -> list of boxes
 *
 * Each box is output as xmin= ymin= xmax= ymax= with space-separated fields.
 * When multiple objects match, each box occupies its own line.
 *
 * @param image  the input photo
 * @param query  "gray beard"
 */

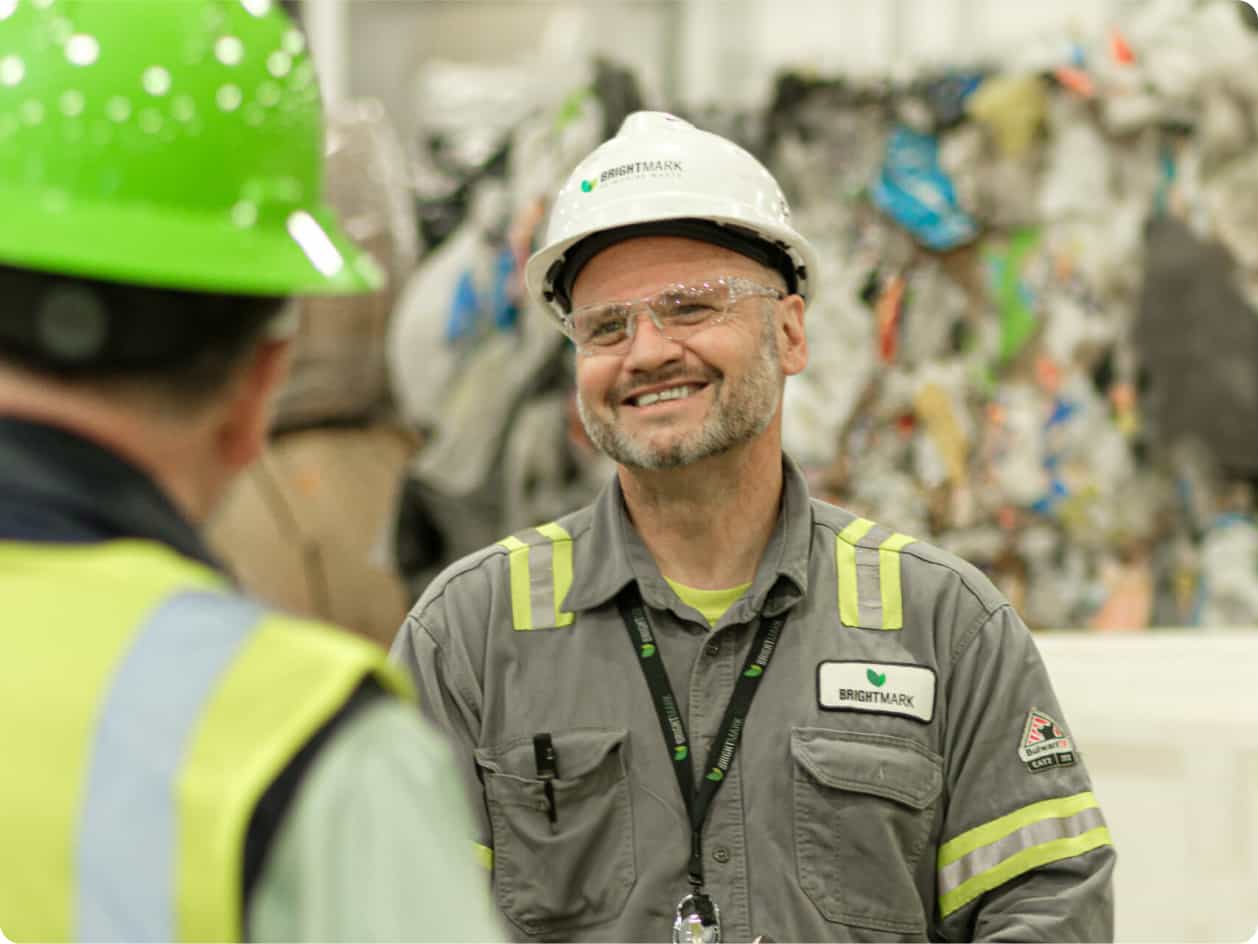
xmin=576 ymin=316 xmax=782 ymax=470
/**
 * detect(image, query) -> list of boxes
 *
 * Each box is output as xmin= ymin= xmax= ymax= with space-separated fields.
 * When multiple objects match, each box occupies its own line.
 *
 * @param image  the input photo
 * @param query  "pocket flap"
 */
xmin=475 ymin=727 xmax=627 ymax=782
xmin=790 ymin=728 xmax=942 ymax=809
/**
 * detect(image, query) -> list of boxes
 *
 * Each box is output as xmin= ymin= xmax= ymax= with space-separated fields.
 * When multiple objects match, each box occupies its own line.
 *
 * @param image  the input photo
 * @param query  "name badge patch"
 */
xmin=817 ymin=661 xmax=936 ymax=723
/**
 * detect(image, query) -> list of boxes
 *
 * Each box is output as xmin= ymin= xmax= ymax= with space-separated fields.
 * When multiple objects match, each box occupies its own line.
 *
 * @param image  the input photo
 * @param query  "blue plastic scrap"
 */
xmin=445 ymin=247 xmax=520 ymax=343
xmin=871 ymin=125 xmax=980 ymax=251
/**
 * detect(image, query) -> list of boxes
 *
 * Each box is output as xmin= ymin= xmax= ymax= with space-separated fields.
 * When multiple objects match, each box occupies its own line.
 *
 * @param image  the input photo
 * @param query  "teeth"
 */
xmin=634 ymin=385 xmax=694 ymax=407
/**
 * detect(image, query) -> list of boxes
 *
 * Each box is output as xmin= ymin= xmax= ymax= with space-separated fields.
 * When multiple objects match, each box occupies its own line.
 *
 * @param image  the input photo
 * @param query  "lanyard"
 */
xmin=617 ymin=584 xmax=787 ymax=893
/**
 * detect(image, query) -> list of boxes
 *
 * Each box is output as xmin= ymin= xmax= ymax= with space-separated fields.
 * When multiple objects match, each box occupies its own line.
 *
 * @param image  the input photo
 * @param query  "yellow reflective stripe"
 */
xmin=938 ymin=790 xmax=1101 ymax=867
xmin=938 ymin=826 xmax=1112 ymax=918
xmin=838 ymin=518 xmax=877 ymax=545
xmin=497 ymin=535 xmax=532 ymax=631
xmin=937 ymin=791 xmax=1111 ymax=918
xmin=878 ymin=532 xmax=915 ymax=630
xmin=0 ymin=543 xmax=192 ymax=942
xmin=836 ymin=518 xmax=874 ymax=626
xmin=836 ymin=538 xmax=859 ymax=626
xmin=536 ymin=522 xmax=575 ymax=627
xmin=178 ymin=618 xmax=388 ymax=941
xmin=473 ymin=842 xmax=494 ymax=871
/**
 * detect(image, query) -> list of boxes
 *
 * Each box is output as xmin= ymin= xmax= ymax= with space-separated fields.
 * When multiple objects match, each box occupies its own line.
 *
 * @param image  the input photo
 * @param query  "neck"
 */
xmin=618 ymin=431 xmax=784 ymax=589
xmin=0 ymin=370 xmax=224 ymax=524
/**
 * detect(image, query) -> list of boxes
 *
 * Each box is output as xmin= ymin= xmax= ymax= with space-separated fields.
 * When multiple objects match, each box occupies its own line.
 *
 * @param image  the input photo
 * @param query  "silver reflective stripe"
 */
xmin=76 ymin=591 xmax=264 ymax=941
xmin=853 ymin=523 xmax=893 ymax=628
xmin=938 ymin=804 xmax=1107 ymax=898
xmin=853 ymin=544 xmax=883 ymax=627
xmin=527 ymin=530 xmax=557 ymax=629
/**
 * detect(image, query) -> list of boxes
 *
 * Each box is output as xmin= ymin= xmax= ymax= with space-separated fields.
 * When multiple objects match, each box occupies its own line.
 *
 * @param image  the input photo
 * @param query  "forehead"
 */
xmin=569 ymin=236 xmax=771 ymax=307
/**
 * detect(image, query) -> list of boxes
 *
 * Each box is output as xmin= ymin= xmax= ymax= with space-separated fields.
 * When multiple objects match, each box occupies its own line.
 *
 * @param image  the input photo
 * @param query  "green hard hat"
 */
xmin=0 ymin=0 xmax=382 ymax=296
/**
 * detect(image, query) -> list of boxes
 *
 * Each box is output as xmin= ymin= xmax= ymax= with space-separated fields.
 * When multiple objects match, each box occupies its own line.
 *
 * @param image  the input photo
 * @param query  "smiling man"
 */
xmin=391 ymin=112 xmax=1115 ymax=942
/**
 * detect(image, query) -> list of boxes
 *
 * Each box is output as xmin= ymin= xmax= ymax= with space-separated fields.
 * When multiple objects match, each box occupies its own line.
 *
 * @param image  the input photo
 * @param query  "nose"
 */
xmin=621 ymin=309 xmax=683 ymax=372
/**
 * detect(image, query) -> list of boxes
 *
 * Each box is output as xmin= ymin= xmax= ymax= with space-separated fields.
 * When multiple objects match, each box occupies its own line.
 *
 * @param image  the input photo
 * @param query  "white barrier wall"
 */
xmin=324 ymin=0 xmax=1130 ymax=147
xmin=1036 ymin=631 xmax=1258 ymax=943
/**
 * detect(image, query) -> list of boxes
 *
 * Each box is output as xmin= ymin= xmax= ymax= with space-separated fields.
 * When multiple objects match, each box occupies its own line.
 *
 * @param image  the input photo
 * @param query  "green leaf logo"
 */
xmin=640 ymin=643 xmax=656 ymax=659
xmin=580 ymin=178 xmax=597 ymax=193
xmin=743 ymin=665 xmax=764 ymax=678
xmin=867 ymin=668 xmax=887 ymax=687
xmin=673 ymin=745 xmax=688 ymax=761
xmin=705 ymin=768 xmax=724 ymax=782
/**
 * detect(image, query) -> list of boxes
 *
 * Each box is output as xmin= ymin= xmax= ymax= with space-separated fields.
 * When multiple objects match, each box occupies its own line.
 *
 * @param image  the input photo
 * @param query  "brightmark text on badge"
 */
xmin=836 ymin=688 xmax=916 ymax=708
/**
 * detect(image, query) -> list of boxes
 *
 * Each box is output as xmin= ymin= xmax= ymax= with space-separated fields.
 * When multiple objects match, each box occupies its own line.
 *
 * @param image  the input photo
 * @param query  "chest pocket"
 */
xmin=475 ymin=728 xmax=635 ymax=936
xmin=791 ymin=727 xmax=942 ymax=936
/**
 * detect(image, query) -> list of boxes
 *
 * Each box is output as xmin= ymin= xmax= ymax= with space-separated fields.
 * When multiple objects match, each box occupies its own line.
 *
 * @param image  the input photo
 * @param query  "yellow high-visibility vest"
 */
xmin=0 ymin=538 xmax=408 ymax=942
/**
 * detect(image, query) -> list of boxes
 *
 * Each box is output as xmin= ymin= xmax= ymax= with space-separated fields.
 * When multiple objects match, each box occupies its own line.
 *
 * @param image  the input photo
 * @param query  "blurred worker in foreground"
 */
xmin=392 ymin=112 xmax=1115 ymax=942
xmin=0 ymin=1 xmax=500 ymax=940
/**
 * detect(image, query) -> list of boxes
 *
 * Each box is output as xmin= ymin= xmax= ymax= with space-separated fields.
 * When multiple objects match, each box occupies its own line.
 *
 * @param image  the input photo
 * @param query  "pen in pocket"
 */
xmin=533 ymin=732 xmax=559 ymax=826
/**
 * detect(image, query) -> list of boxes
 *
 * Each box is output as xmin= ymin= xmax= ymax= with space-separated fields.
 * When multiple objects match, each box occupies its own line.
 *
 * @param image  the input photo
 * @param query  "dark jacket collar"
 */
xmin=0 ymin=416 xmax=218 ymax=569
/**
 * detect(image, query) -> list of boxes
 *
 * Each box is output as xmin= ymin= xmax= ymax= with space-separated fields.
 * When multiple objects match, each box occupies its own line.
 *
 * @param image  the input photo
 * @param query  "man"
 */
xmin=391 ymin=112 xmax=1115 ymax=942
xmin=0 ymin=2 xmax=500 ymax=941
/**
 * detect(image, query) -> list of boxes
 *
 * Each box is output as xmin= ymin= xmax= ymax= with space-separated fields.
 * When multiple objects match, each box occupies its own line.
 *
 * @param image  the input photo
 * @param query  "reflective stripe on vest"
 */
xmin=77 ymin=591 xmax=262 ymax=942
xmin=936 ymin=791 xmax=1112 ymax=918
xmin=473 ymin=842 xmax=494 ymax=871
xmin=836 ymin=518 xmax=916 ymax=630
xmin=497 ymin=522 xmax=575 ymax=630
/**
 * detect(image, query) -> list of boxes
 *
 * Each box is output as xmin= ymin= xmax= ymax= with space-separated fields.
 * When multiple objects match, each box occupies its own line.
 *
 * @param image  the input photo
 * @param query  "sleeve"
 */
xmin=934 ymin=605 xmax=1116 ymax=943
xmin=247 ymin=697 xmax=505 ymax=943
xmin=390 ymin=609 xmax=494 ymax=869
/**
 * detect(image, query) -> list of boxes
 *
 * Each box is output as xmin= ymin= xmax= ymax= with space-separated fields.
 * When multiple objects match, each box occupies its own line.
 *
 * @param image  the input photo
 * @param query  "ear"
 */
xmin=216 ymin=338 xmax=292 ymax=472
xmin=777 ymin=294 xmax=808 ymax=377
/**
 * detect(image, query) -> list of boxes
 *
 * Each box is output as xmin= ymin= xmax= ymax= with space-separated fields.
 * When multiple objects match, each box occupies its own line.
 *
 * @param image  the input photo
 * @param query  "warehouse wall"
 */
xmin=680 ymin=0 xmax=1121 ymax=106
xmin=340 ymin=1 xmax=679 ymax=150
xmin=1038 ymin=632 xmax=1258 ymax=942
xmin=309 ymin=0 xmax=1126 ymax=147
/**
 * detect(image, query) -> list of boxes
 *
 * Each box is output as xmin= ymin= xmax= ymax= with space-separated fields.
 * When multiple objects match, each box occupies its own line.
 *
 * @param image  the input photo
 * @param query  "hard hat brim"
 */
xmin=525 ymin=203 xmax=819 ymax=321
xmin=0 ymin=185 xmax=384 ymax=297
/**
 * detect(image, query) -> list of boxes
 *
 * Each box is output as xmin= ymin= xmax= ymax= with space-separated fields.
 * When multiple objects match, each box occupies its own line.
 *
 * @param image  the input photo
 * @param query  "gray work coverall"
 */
xmin=391 ymin=459 xmax=1115 ymax=942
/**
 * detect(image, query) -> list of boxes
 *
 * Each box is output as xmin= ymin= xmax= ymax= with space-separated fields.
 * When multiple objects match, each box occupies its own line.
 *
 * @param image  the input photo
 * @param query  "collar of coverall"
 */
xmin=0 ymin=416 xmax=220 ymax=570
xmin=562 ymin=454 xmax=812 ymax=621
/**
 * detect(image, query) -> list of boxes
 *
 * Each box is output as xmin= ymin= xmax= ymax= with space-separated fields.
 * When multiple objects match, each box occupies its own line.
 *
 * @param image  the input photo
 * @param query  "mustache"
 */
xmin=610 ymin=366 xmax=720 ymax=403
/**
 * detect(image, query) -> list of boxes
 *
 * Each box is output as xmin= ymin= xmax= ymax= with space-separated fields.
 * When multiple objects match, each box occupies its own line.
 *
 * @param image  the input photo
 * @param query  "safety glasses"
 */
xmin=561 ymin=276 xmax=785 ymax=356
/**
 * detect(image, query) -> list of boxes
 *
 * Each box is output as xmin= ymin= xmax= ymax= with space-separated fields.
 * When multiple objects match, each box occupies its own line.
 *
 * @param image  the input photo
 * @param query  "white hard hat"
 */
xmin=524 ymin=111 xmax=819 ymax=319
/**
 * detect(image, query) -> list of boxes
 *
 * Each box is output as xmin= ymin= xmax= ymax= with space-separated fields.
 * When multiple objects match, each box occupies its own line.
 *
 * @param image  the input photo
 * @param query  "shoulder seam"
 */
xmin=949 ymin=602 xmax=1012 ymax=671
xmin=898 ymin=544 xmax=1002 ymax=619
xmin=812 ymin=515 xmax=1002 ymax=619
xmin=811 ymin=514 xmax=845 ymax=542
xmin=405 ymin=611 xmax=484 ymax=716
xmin=564 ymin=514 xmax=593 ymax=544
xmin=415 ymin=509 xmax=595 ymax=623
xmin=413 ymin=544 xmax=509 ymax=621
xmin=502 ymin=511 xmax=595 ymax=546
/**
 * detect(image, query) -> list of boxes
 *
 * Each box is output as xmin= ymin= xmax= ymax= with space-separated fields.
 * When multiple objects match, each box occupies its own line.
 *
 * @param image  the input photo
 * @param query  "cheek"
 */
xmin=576 ymin=360 xmax=619 ymax=406
xmin=695 ymin=330 xmax=759 ymax=377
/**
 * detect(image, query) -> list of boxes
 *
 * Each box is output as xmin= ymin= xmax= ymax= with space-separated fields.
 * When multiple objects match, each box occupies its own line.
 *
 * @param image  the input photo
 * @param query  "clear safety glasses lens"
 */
xmin=565 ymin=278 xmax=782 ymax=355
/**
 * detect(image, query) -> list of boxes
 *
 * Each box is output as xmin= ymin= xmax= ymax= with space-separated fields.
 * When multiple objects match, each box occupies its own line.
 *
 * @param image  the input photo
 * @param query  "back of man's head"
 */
xmin=0 ymin=264 xmax=289 ymax=412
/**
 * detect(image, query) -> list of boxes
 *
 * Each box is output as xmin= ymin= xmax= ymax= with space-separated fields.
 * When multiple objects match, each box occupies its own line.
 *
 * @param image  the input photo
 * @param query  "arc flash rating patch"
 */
xmin=1018 ymin=709 xmax=1076 ymax=772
